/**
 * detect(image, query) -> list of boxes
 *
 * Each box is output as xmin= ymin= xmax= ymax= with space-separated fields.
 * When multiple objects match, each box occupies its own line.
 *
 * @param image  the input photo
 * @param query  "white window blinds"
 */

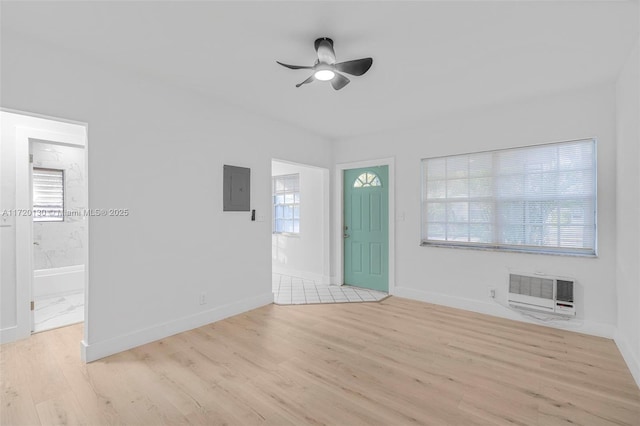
xmin=33 ymin=168 xmax=64 ymax=222
xmin=421 ymin=139 xmax=596 ymax=255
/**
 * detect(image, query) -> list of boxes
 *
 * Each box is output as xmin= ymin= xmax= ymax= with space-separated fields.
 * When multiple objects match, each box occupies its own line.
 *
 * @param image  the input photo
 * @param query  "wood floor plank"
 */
xmin=34 ymin=390 xmax=89 ymax=426
xmin=17 ymin=335 xmax=71 ymax=405
xmin=1 ymin=382 xmax=40 ymax=426
xmin=1 ymin=296 xmax=639 ymax=425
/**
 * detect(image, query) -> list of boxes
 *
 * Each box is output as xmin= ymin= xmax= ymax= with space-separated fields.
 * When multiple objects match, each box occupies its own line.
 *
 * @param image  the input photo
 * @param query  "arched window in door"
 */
xmin=353 ymin=172 xmax=381 ymax=188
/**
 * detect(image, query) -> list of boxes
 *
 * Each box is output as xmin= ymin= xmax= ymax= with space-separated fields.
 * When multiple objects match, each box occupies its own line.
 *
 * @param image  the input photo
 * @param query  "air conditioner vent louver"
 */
xmin=508 ymin=273 xmax=575 ymax=316
xmin=509 ymin=275 xmax=554 ymax=300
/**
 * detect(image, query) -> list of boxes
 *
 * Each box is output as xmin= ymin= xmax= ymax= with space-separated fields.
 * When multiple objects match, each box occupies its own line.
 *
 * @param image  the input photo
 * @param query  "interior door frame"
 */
xmin=334 ymin=157 xmax=395 ymax=293
xmin=9 ymin=110 xmax=89 ymax=342
xmin=271 ymin=158 xmax=332 ymax=284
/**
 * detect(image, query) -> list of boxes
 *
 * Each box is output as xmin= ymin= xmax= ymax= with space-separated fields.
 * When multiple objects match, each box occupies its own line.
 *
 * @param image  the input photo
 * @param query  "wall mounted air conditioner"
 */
xmin=508 ymin=273 xmax=575 ymax=316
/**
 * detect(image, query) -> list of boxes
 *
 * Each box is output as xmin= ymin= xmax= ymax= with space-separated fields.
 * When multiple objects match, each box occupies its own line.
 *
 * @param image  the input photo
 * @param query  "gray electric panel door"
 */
xmin=223 ymin=165 xmax=250 ymax=211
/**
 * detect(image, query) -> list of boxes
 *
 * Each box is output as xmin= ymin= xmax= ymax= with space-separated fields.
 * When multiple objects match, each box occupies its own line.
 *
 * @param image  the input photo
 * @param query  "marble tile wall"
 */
xmin=31 ymin=141 xmax=86 ymax=270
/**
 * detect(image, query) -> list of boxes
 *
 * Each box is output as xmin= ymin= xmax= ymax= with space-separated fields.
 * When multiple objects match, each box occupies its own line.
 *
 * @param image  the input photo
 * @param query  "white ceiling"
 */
xmin=2 ymin=1 xmax=638 ymax=140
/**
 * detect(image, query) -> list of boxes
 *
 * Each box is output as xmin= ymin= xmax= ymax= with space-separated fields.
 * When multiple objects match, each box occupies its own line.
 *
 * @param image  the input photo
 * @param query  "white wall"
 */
xmin=0 ymin=116 xmax=18 ymax=332
xmin=271 ymin=160 xmax=329 ymax=283
xmin=333 ymin=84 xmax=618 ymax=337
xmin=31 ymin=141 xmax=87 ymax=270
xmin=615 ymin=40 xmax=640 ymax=386
xmin=1 ymin=35 xmax=332 ymax=359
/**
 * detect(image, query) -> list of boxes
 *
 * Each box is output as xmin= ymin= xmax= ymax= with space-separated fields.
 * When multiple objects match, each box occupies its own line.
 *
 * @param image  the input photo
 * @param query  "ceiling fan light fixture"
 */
xmin=314 ymin=69 xmax=335 ymax=81
xmin=277 ymin=38 xmax=372 ymax=90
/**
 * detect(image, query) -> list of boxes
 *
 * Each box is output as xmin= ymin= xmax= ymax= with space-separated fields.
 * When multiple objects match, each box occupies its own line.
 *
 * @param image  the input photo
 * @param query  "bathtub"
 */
xmin=33 ymin=264 xmax=85 ymax=298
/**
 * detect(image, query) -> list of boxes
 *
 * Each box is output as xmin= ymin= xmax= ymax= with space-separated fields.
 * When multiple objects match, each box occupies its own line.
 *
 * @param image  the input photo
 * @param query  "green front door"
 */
xmin=343 ymin=166 xmax=389 ymax=292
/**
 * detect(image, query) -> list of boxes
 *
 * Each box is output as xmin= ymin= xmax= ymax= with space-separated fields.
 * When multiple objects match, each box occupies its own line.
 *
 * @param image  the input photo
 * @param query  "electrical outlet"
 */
xmin=199 ymin=293 xmax=207 ymax=305
xmin=488 ymin=287 xmax=496 ymax=299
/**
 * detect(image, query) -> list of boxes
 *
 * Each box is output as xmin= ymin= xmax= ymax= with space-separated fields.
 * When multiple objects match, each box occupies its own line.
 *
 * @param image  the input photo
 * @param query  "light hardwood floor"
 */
xmin=2 ymin=297 xmax=639 ymax=425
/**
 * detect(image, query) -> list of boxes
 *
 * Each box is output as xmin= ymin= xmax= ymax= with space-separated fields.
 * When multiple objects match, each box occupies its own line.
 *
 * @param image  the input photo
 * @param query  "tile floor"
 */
xmin=273 ymin=273 xmax=388 ymax=305
xmin=33 ymin=291 xmax=84 ymax=333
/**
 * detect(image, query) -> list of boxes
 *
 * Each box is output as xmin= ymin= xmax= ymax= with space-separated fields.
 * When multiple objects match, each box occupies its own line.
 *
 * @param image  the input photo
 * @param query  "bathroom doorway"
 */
xmin=0 ymin=110 xmax=88 ymax=343
xmin=30 ymin=140 xmax=86 ymax=332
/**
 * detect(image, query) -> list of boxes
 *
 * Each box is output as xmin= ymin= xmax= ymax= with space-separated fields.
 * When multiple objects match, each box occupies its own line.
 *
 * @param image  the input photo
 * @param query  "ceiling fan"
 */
xmin=277 ymin=37 xmax=373 ymax=90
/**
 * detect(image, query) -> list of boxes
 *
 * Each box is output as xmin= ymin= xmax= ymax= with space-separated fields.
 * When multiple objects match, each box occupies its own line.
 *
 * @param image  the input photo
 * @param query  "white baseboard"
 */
xmin=81 ymin=292 xmax=274 ymax=363
xmin=272 ymin=266 xmax=330 ymax=285
xmin=0 ymin=326 xmax=18 ymax=344
xmin=614 ymin=331 xmax=640 ymax=389
xmin=393 ymin=286 xmax=616 ymax=339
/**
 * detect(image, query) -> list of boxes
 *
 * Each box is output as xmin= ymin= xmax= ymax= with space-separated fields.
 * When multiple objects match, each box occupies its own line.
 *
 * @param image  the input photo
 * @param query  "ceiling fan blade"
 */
xmin=295 ymin=75 xmax=315 ymax=88
xmin=334 ymin=58 xmax=373 ymax=76
xmin=276 ymin=61 xmax=313 ymax=70
xmin=331 ymin=73 xmax=350 ymax=90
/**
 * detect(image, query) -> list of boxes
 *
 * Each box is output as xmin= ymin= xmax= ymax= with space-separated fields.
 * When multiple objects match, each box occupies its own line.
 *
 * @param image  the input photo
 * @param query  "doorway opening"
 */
xmin=271 ymin=159 xmax=333 ymax=304
xmin=0 ymin=110 xmax=88 ymax=344
xmin=30 ymin=140 xmax=86 ymax=332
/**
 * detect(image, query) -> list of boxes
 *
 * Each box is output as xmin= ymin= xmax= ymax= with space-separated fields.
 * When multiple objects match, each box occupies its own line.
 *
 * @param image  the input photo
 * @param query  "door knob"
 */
xmin=344 ymin=233 xmax=350 ymax=238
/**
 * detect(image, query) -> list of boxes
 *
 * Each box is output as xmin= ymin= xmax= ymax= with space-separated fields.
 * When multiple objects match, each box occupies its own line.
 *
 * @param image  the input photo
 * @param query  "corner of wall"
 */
xmin=272 ymin=265 xmax=330 ymax=285
xmin=615 ymin=329 xmax=640 ymax=388
xmin=81 ymin=292 xmax=274 ymax=362
xmin=614 ymin=34 xmax=640 ymax=390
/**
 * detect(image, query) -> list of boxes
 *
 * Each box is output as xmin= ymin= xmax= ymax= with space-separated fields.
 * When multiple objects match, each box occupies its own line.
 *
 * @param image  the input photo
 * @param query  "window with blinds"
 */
xmin=33 ymin=168 xmax=64 ymax=222
xmin=421 ymin=139 xmax=596 ymax=256
xmin=273 ymin=174 xmax=300 ymax=234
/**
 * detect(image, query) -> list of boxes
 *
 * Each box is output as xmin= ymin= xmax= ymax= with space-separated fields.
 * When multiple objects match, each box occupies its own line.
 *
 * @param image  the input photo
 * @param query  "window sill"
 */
xmin=420 ymin=242 xmax=597 ymax=258
xmin=273 ymin=232 xmax=301 ymax=238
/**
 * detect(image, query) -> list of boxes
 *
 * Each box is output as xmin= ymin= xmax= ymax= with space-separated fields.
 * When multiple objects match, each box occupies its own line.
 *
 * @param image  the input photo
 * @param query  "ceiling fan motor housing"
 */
xmin=315 ymin=37 xmax=336 ymax=64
